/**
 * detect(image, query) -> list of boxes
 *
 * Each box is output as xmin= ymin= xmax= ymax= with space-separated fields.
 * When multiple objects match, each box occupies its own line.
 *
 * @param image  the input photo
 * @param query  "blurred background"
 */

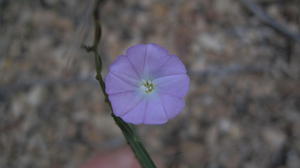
xmin=0 ymin=0 xmax=300 ymax=167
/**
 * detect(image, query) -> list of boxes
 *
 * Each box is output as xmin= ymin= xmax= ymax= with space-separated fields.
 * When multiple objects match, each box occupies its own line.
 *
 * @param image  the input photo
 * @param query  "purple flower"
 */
xmin=105 ymin=43 xmax=189 ymax=125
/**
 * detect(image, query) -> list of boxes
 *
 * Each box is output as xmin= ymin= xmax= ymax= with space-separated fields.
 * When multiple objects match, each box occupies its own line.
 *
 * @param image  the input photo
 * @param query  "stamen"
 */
xmin=141 ymin=80 xmax=155 ymax=94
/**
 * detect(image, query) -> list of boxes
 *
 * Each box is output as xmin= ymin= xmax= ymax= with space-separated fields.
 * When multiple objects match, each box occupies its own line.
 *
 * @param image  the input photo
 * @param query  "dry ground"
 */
xmin=0 ymin=0 xmax=300 ymax=168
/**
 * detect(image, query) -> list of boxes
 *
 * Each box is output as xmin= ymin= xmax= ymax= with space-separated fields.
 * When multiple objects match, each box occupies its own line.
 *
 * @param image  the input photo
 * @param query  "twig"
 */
xmin=0 ymin=64 xmax=267 ymax=95
xmin=83 ymin=0 xmax=157 ymax=167
xmin=190 ymin=64 xmax=267 ymax=79
xmin=240 ymin=0 xmax=300 ymax=43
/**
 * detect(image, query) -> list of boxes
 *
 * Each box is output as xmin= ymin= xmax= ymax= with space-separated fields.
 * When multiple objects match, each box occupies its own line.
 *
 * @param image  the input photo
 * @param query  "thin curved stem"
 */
xmin=83 ymin=0 xmax=157 ymax=168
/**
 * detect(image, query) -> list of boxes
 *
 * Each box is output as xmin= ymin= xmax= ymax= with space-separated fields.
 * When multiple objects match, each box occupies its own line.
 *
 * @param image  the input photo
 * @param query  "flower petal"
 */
xmin=125 ymin=44 xmax=147 ymax=77
xmin=152 ymin=55 xmax=187 ymax=78
xmin=122 ymin=98 xmax=146 ymax=124
xmin=106 ymin=43 xmax=190 ymax=125
xmin=160 ymin=94 xmax=185 ymax=119
xmin=105 ymin=72 xmax=138 ymax=94
xmin=109 ymin=92 xmax=143 ymax=116
xmin=144 ymin=44 xmax=171 ymax=77
xmin=143 ymin=96 xmax=168 ymax=124
xmin=109 ymin=55 xmax=140 ymax=80
xmin=153 ymin=74 xmax=189 ymax=98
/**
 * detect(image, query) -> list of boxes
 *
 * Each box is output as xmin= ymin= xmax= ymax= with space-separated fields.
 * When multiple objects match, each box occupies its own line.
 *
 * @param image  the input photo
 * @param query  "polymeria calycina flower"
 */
xmin=105 ymin=43 xmax=189 ymax=125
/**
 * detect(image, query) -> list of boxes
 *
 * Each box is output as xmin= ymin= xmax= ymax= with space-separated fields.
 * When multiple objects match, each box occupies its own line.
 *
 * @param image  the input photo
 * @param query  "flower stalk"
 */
xmin=83 ymin=0 xmax=156 ymax=167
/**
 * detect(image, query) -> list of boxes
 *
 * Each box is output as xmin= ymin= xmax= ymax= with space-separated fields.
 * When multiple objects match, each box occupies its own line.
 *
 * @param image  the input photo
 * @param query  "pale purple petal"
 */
xmin=105 ymin=43 xmax=190 ymax=125
xmin=109 ymin=55 xmax=140 ymax=80
xmin=144 ymin=44 xmax=171 ymax=76
xmin=159 ymin=94 xmax=185 ymax=119
xmin=143 ymin=96 xmax=168 ymax=124
xmin=122 ymin=98 xmax=146 ymax=124
xmin=109 ymin=91 xmax=143 ymax=116
xmin=126 ymin=44 xmax=147 ymax=76
xmin=105 ymin=72 xmax=138 ymax=94
xmin=153 ymin=74 xmax=189 ymax=98
xmin=152 ymin=55 xmax=187 ymax=79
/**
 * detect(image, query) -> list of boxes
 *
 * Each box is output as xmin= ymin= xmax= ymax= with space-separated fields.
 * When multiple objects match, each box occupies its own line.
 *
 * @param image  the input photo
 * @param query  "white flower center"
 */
xmin=141 ymin=80 xmax=155 ymax=94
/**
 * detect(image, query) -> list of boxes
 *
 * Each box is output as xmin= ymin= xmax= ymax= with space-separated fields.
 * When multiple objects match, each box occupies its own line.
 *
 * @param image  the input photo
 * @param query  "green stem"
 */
xmin=83 ymin=1 xmax=157 ymax=167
